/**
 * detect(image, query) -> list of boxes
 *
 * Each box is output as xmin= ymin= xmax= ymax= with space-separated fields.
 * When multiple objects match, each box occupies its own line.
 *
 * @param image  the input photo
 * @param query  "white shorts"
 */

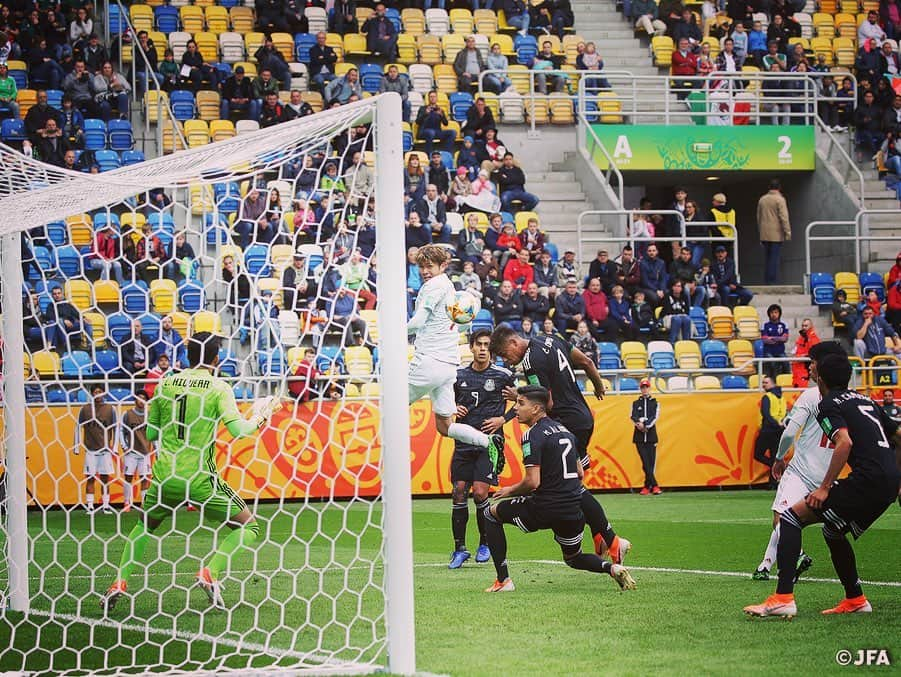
xmin=408 ymin=354 xmax=458 ymax=418
xmin=123 ymin=453 xmax=151 ymax=478
xmin=771 ymin=468 xmax=814 ymax=514
xmin=84 ymin=450 xmax=116 ymax=477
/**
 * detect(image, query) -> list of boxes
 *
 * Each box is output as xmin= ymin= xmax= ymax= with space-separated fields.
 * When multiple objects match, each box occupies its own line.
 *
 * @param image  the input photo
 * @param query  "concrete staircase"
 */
xmin=746 ymin=286 xmax=835 ymax=341
xmin=855 ymin=156 xmax=901 ymax=271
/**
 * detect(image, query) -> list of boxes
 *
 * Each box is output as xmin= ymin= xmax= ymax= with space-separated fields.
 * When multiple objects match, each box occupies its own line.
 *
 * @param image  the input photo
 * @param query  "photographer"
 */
xmin=34 ymin=117 xmax=73 ymax=166
xmin=631 ymin=378 xmax=661 ymax=495
xmin=92 ymin=60 xmax=131 ymax=121
xmin=62 ymin=59 xmax=101 ymax=117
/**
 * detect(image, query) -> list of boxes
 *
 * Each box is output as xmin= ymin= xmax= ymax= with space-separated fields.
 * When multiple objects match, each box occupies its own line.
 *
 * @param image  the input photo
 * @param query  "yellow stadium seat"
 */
xmin=145 ymin=90 xmax=168 ymax=123
xmin=417 ymin=34 xmax=442 ymax=65
xmin=204 ymin=5 xmax=229 ymax=33
xmin=16 ymin=88 xmax=36 ymax=119
xmin=148 ymin=31 xmax=167 ymax=51
xmin=674 ymin=340 xmax=702 ymax=369
xmin=442 ymin=33 xmax=466 ymax=63
xmin=652 ymin=36 xmax=674 ymax=67
xmin=733 ymin=305 xmax=761 ymax=340
xmin=344 ymin=32 xmax=370 ymax=57
xmin=169 ymin=311 xmax=190 ymax=338
xmin=191 ymin=310 xmax=222 ymax=335
xmin=361 ymin=382 xmax=381 ymax=398
xmin=335 ymin=61 xmax=357 ymax=77
xmin=621 ymin=341 xmax=648 ymax=371
xmin=707 ymin=305 xmax=734 ymax=340
xmin=481 ymin=92 xmax=500 ymax=119
xmin=129 ymin=4 xmax=154 ymax=31
xmin=834 ymin=12 xmax=856 ymax=37
xmin=359 ymin=309 xmax=379 ymax=343
xmin=66 ymin=214 xmax=93 ymax=247
xmin=270 ymin=32 xmax=294 ymax=58
xmin=120 ymin=212 xmax=146 ymax=234
xmin=833 ymin=37 xmax=855 ymax=66
xmin=184 ymin=119 xmax=210 ymax=148
xmin=434 ymin=63 xmax=457 ymax=94
xmin=562 ymin=34 xmax=583 ymax=65
xmin=64 ymin=279 xmax=92 ymax=311
xmin=23 ymin=353 xmax=30 ymax=379
xmin=508 ymin=64 xmax=531 ymax=94
xmin=32 ymin=350 xmax=61 ymax=378
xmin=300 ymin=90 xmax=324 ymax=112
xmin=490 ymin=33 xmax=515 ymax=56
xmin=695 ymin=375 xmax=722 ymax=391
xmin=812 ymin=13 xmax=835 ymax=36
xmin=749 ymin=374 xmax=760 ymax=389
xmin=549 ymin=92 xmax=574 ymax=124
xmin=344 ymin=383 xmax=361 ymax=398
xmin=345 ymin=346 xmax=374 ymax=380
xmin=179 ymin=6 xmax=204 ymax=33
xmin=287 ymin=345 xmax=307 ymax=368
xmin=325 ymin=33 xmax=345 ymax=58
xmin=210 ymin=119 xmax=235 ymax=142
xmin=597 ymin=91 xmax=623 ymax=123
xmin=474 ymin=9 xmax=498 ymax=34
xmin=82 ymin=311 xmax=106 ymax=346
xmin=776 ymin=373 xmax=794 ymax=388
xmin=150 ymin=279 xmax=177 ymax=313
xmin=450 ymin=8 xmax=474 ymax=34
xmin=229 ymin=6 xmax=255 ymax=33
xmin=728 ymin=339 xmax=755 ymax=374
xmin=245 ymin=32 xmax=266 ymax=61
xmin=195 ymin=90 xmax=220 ymax=121
xmin=401 ymin=8 xmax=426 ymax=35
xmin=702 ymin=36 xmax=720 ymax=59
xmin=835 ymin=271 xmax=860 ymax=304
xmin=195 ymin=31 xmax=219 ymax=62
xmin=93 ymin=280 xmax=121 ymax=307
xmin=514 ymin=210 xmax=539 ymax=231
xmin=397 ymin=33 xmax=418 ymax=63
xmin=257 ymin=277 xmax=282 ymax=309
xmin=189 ymin=184 xmax=213 ymax=215
xmin=525 ymin=96 xmax=551 ymax=124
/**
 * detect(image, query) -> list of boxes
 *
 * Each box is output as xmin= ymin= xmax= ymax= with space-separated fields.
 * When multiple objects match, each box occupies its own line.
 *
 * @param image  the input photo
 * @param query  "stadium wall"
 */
xmin=7 ymin=393 xmax=784 ymax=506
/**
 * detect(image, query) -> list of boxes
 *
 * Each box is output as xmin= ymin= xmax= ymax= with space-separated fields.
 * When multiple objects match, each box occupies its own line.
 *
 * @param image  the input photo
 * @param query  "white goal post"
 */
xmin=0 ymin=93 xmax=415 ymax=675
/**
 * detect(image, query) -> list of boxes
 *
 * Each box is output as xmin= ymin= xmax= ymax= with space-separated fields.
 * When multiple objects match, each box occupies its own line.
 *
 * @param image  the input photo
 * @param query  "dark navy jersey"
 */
xmin=454 ymin=363 xmax=515 ymax=431
xmin=521 ymin=334 xmax=592 ymax=431
xmin=522 ymin=416 xmax=583 ymax=513
xmin=816 ymin=389 xmax=901 ymax=486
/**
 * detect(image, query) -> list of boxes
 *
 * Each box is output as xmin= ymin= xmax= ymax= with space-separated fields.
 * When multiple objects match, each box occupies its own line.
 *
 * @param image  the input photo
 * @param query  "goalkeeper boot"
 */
xmin=610 ymin=564 xmax=637 ymax=590
xmin=822 ymin=595 xmax=872 ymax=615
xmin=448 ymin=549 xmax=471 ymax=569
xmin=793 ymin=553 xmax=813 ymax=584
xmin=100 ymin=580 xmax=127 ymax=612
xmin=608 ymin=535 xmax=632 ymax=565
xmin=484 ymin=578 xmax=515 ymax=593
xmin=475 ymin=544 xmax=491 ymax=563
xmin=196 ymin=567 xmax=225 ymax=609
xmin=752 ymin=567 xmax=770 ymax=581
xmin=743 ymin=593 xmax=797 ymax=619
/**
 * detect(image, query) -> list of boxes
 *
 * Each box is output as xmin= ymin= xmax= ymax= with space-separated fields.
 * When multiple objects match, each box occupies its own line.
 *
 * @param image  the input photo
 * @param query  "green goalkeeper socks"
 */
xmin=209 ymin=522 xmax=260 ymax=580
xmin=117 ymin=522 xmax=149 ymax=583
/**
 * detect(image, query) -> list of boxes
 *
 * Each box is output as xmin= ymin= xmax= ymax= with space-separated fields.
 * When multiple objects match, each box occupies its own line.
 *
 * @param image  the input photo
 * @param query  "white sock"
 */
xmin=86 ymin=495 xmax=95 ymax=509
xmin=102 ymin=488 xmax=110 ymax=508
xmin=123 ymin=482 xmax=133 ymax=506
xmin=447 ymin=422 xmax=490 ymax=448
xmin=759 ymin=523 xmax=780 ymax=571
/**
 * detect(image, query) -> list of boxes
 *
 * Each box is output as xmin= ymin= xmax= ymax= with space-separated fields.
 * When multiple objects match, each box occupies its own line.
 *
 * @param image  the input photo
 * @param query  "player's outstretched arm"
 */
xmin=570 ymin=346 xmax=605 ymax=399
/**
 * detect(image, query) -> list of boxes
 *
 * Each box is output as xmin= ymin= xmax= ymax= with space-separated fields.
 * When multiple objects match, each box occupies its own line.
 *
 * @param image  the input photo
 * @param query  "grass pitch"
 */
xmin=1 ymin=490 xmax=899 ymax=675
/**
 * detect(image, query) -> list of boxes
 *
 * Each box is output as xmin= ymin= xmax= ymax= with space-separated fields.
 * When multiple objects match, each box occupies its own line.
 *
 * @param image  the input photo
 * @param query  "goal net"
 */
xmin=0 ymin=94 xmax=415 ymax=675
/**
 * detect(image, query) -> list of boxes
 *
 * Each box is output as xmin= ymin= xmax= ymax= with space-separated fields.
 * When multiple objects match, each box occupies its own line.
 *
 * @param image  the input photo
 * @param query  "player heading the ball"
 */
xmin=101 ymin=331 xmax=282 ymax=612
xmin=407 ymin=244 xmax=505 ymax=471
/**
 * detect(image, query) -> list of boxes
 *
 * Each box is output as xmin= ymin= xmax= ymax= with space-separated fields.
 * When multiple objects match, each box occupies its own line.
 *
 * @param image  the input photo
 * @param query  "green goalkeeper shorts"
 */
xmin=143 ymin=475 xmax=247 ymax=524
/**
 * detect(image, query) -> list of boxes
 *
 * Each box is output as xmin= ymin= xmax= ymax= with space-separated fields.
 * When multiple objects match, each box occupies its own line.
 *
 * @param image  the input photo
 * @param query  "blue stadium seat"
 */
xmin=722 ymin=375 xmax=749 ymax=390
xmin=542 ymin=242 xmax=559 ymax=264
xmin=137 ymin=312 xmax=162 ymax=342
xmin=213 ymin=62 xmax=233 ymax=82
xmin=1 ymin=118 xmax=26 ymax=142
xmin=500 ymin=210 xmax=515 ymax=223
xmin=7 ymin=66 xmax=27 ymax=89
xmin=94 ymin=349 xmax=121 ymax=376
xmin=218 ymin=349 xmax=239 ymax=377
xmin=108 ymin=387 xmax=134 ymax=403
xmin=107 ymin=119 xmax=134 ymax=151
xmin=95 ymin=150 xmax=121 ymax=172
xmin=121 ymin=281 xmax=149 ymax=314
xmin=294 ymin=34 xmax=317 ymax=63
xmin=55 ymin=245 xmax=82 ymax=278
xmin=514 ymin=34 xmax=538 ymax=64
xmin=107 ymin=312 xmax=133 ymax=344
xmin=689 ymin=306 xmax=708 ymax=339
xmin=233 ymin=384 xmax=253 ymax=399
xmin=61 ymin=351 xmax=93 ymax=377
xmin=170 ymin=90 xmax=196 ymax=121
xmin=402 ymin=125 xmax=414 ymax=152
xmin=32 ymin=246 xmax=53 ymax=280
xmin=649 ymin=342 xmax=676 ymax=370
xmin=316 ymin=345 xmax=344 ymax=373
xmin=83 ymin=118 xmax=107 ymax=150
xmin=121 ymin=150 xmax=145 ymax=166
xmin=449 ymin=92 xmax=474 ymax=123
xmin=619 ymin=377 xmax=639 ymax=391
xmin=859 ymin=271 xmax=885 ymax=302
xmin=44 ymin=89 xmax=63 ymax=109
xmin=92 ymin=212 xmax=120 ymax=231
xmin=753 ymin=339 xmax=764 ymax=358
xmin=700 ymin=339 xmax=728 ymax=368
xmin=471 ymin=308 xmax=493 ymax=333
xmin=259 ymin=348 xmax=286 ymax=375
xmin=385 ymin=7 xmax=402 ymax=31
xmin=214 ymin=182 xmax=241 ymax=213
xmin=147 ymin=211 xmax=176 ymax=235
xmin=154 ymin=5 xmax=179 ymax=32
xmin=359 ymin=63 xmax=383 ymax=93
xmin=107 ymin=2 xmax=126 ymax=33
xmin=178 ymin=280 xmax=205 ymax=312
xmin=46 ymin=221 xmax=67 ymax=246
xmin=597 ymin=342 xmax=621 ymax=369
xmin=67 ymin=388 xmax=89 ymax=402
xmin=244 ymin=244 xmax=270 ymax=276
xmin=809 ymin=272 xmax=835 ymax=306
xmin=46 ymin=386 xmax=68 ymax=403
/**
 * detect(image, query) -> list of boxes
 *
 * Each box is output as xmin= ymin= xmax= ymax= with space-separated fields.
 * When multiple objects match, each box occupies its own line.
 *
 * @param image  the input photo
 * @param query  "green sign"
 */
xmin=587 ymin=125 xmax=816 ymax=171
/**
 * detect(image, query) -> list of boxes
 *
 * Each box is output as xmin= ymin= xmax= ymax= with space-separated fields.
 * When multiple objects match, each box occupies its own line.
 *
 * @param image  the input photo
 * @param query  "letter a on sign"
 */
xmin=613 ymin=135 xmax=633 ymax=159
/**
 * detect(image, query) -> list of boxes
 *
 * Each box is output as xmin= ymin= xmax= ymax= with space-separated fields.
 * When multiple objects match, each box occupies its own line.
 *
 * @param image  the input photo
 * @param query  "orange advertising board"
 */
xmin=5 ymin=393 xmax=780 ymax=507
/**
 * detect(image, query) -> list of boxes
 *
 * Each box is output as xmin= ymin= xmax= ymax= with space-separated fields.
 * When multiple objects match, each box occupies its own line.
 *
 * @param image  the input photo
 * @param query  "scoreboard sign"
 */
xmin=587 ymin=125 xmax=816 ymax=171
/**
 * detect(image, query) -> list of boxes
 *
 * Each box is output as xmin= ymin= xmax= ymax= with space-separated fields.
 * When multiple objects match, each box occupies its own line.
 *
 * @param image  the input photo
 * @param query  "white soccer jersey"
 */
xmin=783 ymin=386 xmax=834 ymax=490
xmin=409 ymin=273 xmax=459 ymax=365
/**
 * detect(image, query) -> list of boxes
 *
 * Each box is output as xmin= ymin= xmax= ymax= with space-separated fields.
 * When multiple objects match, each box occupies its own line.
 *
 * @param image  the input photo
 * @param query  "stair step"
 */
xmin=527 ymin=171 xmax=576 ymax=182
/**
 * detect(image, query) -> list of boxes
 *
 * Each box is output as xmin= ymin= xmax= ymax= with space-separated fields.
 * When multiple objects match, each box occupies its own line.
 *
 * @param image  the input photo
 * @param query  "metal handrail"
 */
xmin=803 ymin=219 xmax=858 ymax=289
xmin=577 ymin=111 xmax=624 ymax=210
xmin=804 ymin=209 xmax=901 ymax=286
xmin=815 ymin=114 xmax=866 ymax=207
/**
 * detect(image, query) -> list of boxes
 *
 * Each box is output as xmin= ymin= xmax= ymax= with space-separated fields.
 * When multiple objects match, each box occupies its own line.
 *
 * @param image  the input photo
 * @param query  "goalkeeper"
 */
xmin=101 ymin=332 xmax=281 ymax=611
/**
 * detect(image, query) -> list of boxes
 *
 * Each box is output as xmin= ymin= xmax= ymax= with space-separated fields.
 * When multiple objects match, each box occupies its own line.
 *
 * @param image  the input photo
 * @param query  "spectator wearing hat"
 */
xmin=448 ymin=166 xmax=472 ymax=211
xmin=631 ymin=378 xmax=661 ymax=495
xmin=462 ymin=97 xmax=496 ymax=144
xmin=756 ymin=178 xmax=791 ymax=284
xmin=220 ymin=66 xmax=255 ymax=121
xmin=588 ymin=249 xmax=619 ymax=294
xmin=711 ymin=245 xmax=753 ymax=306
xmin=554 ymin=248 xmax=582 ymax=288
xmin=831 ymin=288 xmax=858 ymax=349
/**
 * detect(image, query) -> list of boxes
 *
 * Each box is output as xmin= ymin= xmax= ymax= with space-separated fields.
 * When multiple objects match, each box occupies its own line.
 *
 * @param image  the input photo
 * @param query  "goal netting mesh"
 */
xmin=0 ymin=95 xmax=413 ymax=675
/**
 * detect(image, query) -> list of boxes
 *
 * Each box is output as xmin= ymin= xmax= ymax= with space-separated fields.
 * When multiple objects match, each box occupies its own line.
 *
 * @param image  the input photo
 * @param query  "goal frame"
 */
xmin=0 ymin=93 xmax=416 ymax=675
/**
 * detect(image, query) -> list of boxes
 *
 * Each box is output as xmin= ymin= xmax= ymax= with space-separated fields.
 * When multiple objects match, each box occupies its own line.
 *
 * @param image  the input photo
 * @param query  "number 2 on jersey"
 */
xmin=559 ymin=438 xmax=579 ymax=479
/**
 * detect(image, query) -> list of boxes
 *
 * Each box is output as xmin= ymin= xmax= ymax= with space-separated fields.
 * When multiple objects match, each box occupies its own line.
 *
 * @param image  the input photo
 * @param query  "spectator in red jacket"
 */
xmin=671 ymin=38 xmax=699 ymax=100
xmin=289 ymin=348 xmax=320 ymax=402
xmin=886 ymin=277 xmax=901 ymax=332
xmin=88 ymin=224 xmax=125 ymax=284
xmin=503 ymin=247 xmax=535 ymax=291
xmin=791 ymin=318 xmax=820 ymax=387
xmin=888 ymin=251 xmax=901 ymax=287
xmin=582 ymin=277 xmax=620 ymax=340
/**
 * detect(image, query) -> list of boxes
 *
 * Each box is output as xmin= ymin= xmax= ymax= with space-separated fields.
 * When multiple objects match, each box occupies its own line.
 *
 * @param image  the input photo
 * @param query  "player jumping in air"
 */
xmin=407 ymin=245 xmax=505 ymax=469
xmin=119 ymin=390 xmax=153 ymax=513
xmin=752 ymin=341 xmax=847 ymax=581
xmin=449 ymin=329 xmax=516 ymax=569
xmin=75 ymin=384 xmax=118 ymax=515
xmin=482 ymin=386 xmax=636 ymax=592
xmin=489 ymin=325 xmax=632 ymax=564
xmin=101 ymin=332 xmax=280 ymax=611
xmin=744 ymin=353 xmax=901 ymax=618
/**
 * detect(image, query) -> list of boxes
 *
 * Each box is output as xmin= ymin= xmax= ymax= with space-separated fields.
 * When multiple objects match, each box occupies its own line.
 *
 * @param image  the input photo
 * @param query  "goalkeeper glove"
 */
xmin=250 ymin=395 xmax=282 ymax=425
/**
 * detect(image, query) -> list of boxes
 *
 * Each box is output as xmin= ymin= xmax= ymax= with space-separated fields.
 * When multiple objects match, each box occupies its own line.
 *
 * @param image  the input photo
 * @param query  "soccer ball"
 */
xmin=447 ymin=291 xmax=480 ymax=325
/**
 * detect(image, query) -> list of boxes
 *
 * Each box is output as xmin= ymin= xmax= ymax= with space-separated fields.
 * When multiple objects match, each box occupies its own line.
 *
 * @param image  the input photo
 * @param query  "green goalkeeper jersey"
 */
xmin=148 ymin=368 xmax=242 ymax=482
